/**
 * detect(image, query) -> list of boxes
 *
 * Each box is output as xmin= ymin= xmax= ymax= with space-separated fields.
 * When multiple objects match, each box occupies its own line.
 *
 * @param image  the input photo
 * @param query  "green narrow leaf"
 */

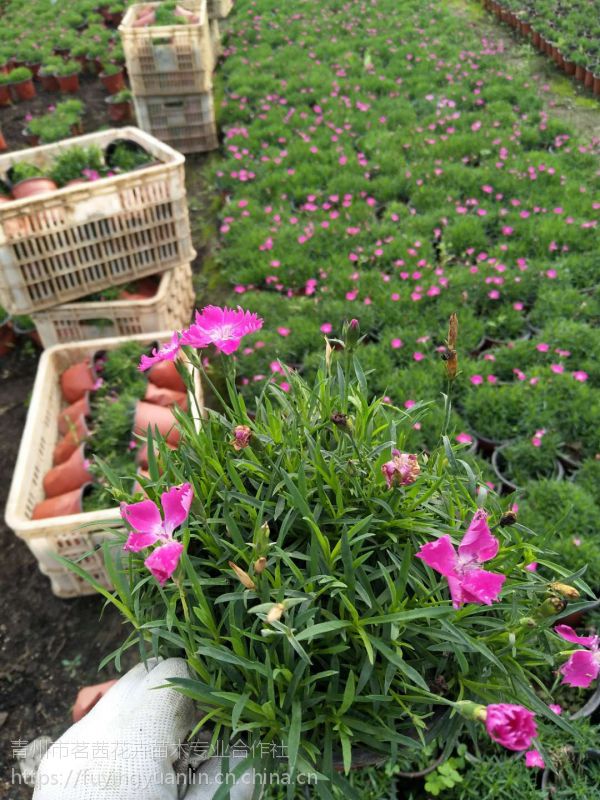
xmin=288 ymin=699 xmax=302 ymax=774
xmin=340 ymin=671 xmax=355 ymax=715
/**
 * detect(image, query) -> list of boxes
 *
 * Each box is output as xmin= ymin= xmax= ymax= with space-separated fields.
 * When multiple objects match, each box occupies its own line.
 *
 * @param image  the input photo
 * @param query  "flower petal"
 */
xmin=139 ymin=333 xmax=181 ymax=371
xmin=124 ymin=531 xmax=160 ymax=552
xmin=560 ymin=650 xmax=600 ymax=688
xmin=458 ymin=509 xmax=499 ymax=563
xmin=120 ymin=499 xmax=163 ymax=537
xmin=485 ymin=704 xmax=537 ymax=751
xmin=180 ymin=323 xmax=212 ymax=349
xmin=416 ymin=535 xmax=458 ymax=577
xmin=525 ymin=750 xmax=545 ymax=769
xmin=460 ymin=568 xmax=506 ymax=606
xmin=144 ymin=540 xmax=184 ymax=586
xmin=555 ymin=624 xmax=598 ymax=649
xmin=447 ymin=575 xmax=466 ymax=609
xmin=181 ymin=306 xmax=263 ymax=355
xmin=160 ymin=483 xmax=193 ymax=537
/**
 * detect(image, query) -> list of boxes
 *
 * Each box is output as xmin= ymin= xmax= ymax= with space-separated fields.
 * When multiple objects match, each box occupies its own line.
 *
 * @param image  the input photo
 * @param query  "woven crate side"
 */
xmin=32 ymin=262 xmax=196 ymax=347
xmin=5 ymin=332 xmax=204 ymax=598
xmin=207 ymin=0 xmax=232 ymax=19
xmin=210 ymin=18 xmax=222 ymax=63
xmin=0 ymin=128 xmax=194 ymax=316
xmin=134 ymin=93 xmax=219 ymax=154
xmin=120 ymin=2 xmax=213 ymax=96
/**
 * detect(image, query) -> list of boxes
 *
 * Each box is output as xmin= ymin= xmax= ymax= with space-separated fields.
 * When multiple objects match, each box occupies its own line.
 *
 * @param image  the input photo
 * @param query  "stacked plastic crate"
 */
xmin=0 ymin=125 xmax=200 ymax=595
xmin=120 ymin=0 xmax=231 ymax=154
xmin=0 ymin=127 xmax=196 ymax=346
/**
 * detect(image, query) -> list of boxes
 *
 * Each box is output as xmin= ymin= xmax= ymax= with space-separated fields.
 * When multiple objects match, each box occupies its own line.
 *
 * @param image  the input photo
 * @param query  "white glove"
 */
xmin=33 ymin=658 xmax=256 ymax=800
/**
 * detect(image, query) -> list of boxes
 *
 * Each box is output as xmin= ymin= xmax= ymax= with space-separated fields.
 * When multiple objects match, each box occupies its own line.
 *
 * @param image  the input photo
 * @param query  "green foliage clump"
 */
xmin=50 ymin=146 xmax=103 ymax=187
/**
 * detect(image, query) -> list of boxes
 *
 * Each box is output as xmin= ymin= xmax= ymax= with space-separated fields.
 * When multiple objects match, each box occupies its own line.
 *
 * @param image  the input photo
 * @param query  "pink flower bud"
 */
xmin=485 ymin=704 xmax=538 ymax=751
xmin=382 ymin=451 xmax=420 ymax=488
xmin=232 ymin=424 xmax=252 ymax=451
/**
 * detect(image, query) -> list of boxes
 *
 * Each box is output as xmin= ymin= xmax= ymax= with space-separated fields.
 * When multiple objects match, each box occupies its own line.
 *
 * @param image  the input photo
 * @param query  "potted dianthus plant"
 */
xmin=70 ymin=309 xmax=592 ymax=796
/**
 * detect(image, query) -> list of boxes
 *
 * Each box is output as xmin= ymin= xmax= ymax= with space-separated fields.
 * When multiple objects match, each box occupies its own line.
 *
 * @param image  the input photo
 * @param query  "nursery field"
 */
xmin=0 ymin=0 xmax=600 ymax=797
xmin=210 ymin=0 xmax=600 ymax=590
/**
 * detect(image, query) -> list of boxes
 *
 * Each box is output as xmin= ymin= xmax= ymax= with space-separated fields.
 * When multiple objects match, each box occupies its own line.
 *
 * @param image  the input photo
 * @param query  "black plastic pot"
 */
xmin=492 ymin=445 xmax=564 ymax=493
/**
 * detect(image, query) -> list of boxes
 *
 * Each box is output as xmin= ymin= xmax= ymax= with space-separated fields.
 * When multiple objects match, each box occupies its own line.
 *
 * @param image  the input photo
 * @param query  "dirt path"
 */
xmin=448 ymin=0 xmax=599 ymax=143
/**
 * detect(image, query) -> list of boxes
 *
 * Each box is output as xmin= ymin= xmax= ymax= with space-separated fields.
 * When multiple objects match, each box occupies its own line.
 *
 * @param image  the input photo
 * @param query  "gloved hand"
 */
xmin=33 ymin=658 xmax=256 ymax=800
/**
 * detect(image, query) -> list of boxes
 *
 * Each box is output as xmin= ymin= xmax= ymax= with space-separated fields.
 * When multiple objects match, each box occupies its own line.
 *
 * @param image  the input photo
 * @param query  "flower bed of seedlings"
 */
xmin=209 ymin=0 xmax=600 ymax=591
xmin=480 ymin=0 xmax=600 ymax=88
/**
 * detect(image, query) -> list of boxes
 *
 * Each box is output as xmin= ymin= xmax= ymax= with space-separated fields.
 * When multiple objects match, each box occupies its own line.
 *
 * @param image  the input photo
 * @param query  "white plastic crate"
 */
xmin=210 ymin=17 xmax=222 ymax=64
xmin=5 ymin=332 xmax=203 ymax=598
xmin=0 ymin=127 xmax=194 ymax=316
xmin=120 ymin=1 xmax=213 ymax=96
xmin=207 ymin=0 xmax=232 ymax=19
xmin=32 ymin=262 xmax=195 ymax=347
xmin=134 ymin=92 xmax=218 ymax=154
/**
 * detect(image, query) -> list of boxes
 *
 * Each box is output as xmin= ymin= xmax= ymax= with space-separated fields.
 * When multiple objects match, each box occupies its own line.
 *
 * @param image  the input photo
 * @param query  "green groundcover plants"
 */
xmin=72 ymin=310 xmax=597 ymax=799
xmin=199 ymin=0 xmax=600 ymax=650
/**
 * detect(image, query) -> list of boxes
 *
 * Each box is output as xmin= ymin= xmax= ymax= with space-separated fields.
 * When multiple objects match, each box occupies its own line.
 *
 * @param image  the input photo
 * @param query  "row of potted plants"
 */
xmin=480 ymin=0 xmax=600 ymax=95
xmin=32 ymin=339 xmax=188 ymax=520
xmin=0 ymin=0 xmax=129 ymax=104
xmin=0 ymin=138 xmax=153 ymax=201
xmin=22 ymin=100 xmax=85 ymax=146
xmin=0 ymin=57 xmax=128 ymax=100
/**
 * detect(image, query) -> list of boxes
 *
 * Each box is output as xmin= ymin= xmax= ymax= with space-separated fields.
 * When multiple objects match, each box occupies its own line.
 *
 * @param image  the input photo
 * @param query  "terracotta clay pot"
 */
xmin=23 ymin=130 xmax=41 ymax=147
xmin=136 ymin=440 xmax=176 ymax=470
xmin=58 ymin=392 xmax=91 ymax=435
xmin=40 ymin=73 xmax=59 ymax=92
xmin=0 ymin=322 xmax=16 ymax=356
xmin=134 ymin=400 xmax=180 ymax=445
xmin=564 ymin=60 xmax=576 ymax=76
xmin=72 ymin=680 xmax=118 ymax=723
xmin=11 ymin=177 xmax=57 ymax=200
xmin=145 ymin=381 xmax=188 ymax=410
xmin=148 ymin=360 xmax=186 ymax=393
xmin=100 ymin=69 xmax=125 ymax=95
xmin=43 ymin=444 xmax=92 ymax=498
xmin=32 ymin=483 xmax=90 ymax=520
xmin=0 ymin=85 xmax=11 ymax=107
xmin=53 ymin=415 xmax=90 ymax=466
xmin=9 ymin=79 xmax=36 ymax=102
xmin=575 ymin=65 xmax=585 ymax=82
xmin=118 ymin=276 xmax=159 ymax=300
xmin=106 ymin=98 xmax=132 ymax=123
xmin=584 ymin=68 xmax=594 ymax=89
xmin=27 ymin=63 xmax=41 ymax=79
xmin=60 ymin=360 xmax=96 ymax=403
xmin=531 ymin=30 xmax=540 ymax=48
xmin=594 ymin=75 xmax=600 ymax=96
xmin=57 ymin=73 xmax=79 ymax=94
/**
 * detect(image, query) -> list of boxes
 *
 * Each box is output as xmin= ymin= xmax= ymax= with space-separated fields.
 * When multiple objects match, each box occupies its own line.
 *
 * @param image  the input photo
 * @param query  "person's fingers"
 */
xmin=81 ymin=658 xmax=161 ymax=724
xmin=75 ymin=657 xmax=195 ymax=750
xmin=184 ymin=757 xmax=258 ymax=800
